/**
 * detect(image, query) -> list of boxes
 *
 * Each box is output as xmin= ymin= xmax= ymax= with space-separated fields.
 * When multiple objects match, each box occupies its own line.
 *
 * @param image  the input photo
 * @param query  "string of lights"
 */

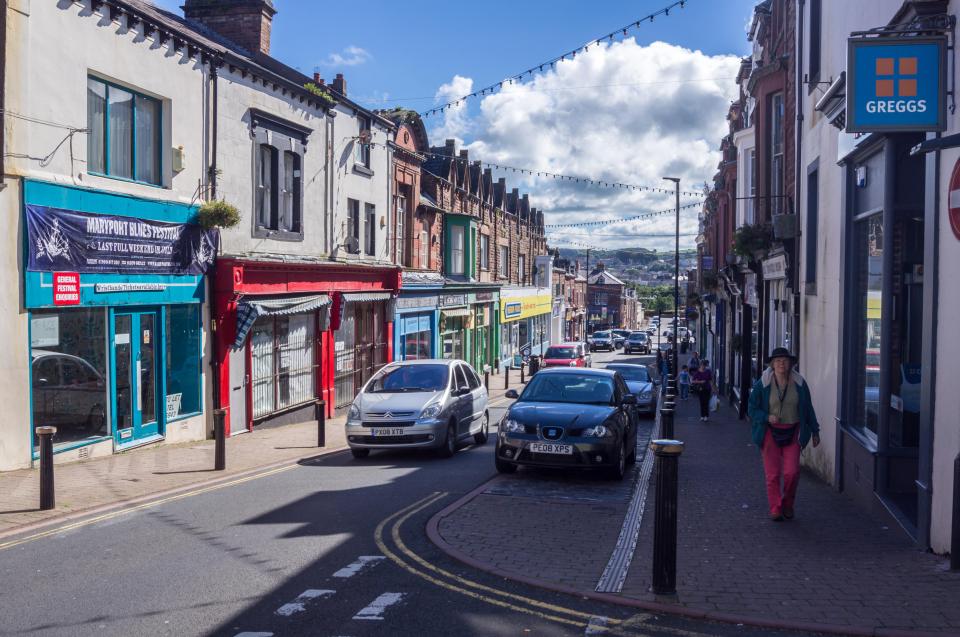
xmin=421 ymin=0 xmax=691 ymax=118
xmin=549 ymin=240 xmax=694 ymax=255
xmin=548 ymin=231 xmax=699 ymax=238
xmin=544 ymin=201 xmax=701 ymax=229
xmin=421 ymin=150 xmax=707 ymax=198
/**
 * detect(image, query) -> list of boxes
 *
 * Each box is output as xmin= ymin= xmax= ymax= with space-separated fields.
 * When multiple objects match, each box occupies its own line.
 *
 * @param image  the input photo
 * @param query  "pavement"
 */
xmin=0 ymin=374 xmax=527 ymax=539
xmin=431 ymin=353 xmax=960 ymax=636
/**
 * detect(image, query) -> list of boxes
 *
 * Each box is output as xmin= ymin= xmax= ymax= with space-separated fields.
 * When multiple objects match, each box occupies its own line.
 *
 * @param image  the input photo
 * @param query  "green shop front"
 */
xmin=437 ymin=288 xmax=499 ymax=372
xmin=23 ymin=181 xmax=213 ymax=460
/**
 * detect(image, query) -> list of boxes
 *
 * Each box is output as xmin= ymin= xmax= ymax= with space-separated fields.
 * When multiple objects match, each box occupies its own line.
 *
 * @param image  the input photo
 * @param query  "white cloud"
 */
xmin=321 ymin=45 xmax=372 ymax=67
xmin=427 ymin=39 xmax=740 ymax=251
xmin=430 ymin=75 xmax=475 ymax=146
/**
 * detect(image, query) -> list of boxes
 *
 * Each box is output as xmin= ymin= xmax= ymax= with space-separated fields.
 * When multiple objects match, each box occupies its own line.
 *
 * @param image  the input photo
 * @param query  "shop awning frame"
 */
xmin=342 ymin=291 xmax=393 ymax=303
xmin=232 ymin=293 xmax=331 ymax=350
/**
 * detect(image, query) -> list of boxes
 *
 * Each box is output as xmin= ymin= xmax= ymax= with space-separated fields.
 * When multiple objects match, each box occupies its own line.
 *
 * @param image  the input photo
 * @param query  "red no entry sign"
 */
xmin=949 ymin=158 xmax=960 ymax=241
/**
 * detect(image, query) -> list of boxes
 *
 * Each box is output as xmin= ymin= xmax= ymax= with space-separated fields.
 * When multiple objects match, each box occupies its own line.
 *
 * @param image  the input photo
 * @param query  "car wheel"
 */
xmin=607 ymin=439 xmax=627 ymax=481
xmin=439 ymin=421 xmax=457 ymax=458
xmin=474 ymin=412 xmax=489 ymax=445
xmin=351 ymin=448 xmax=370 ymax=459
xmin=86 ymin=405 xmax=107 ymax=435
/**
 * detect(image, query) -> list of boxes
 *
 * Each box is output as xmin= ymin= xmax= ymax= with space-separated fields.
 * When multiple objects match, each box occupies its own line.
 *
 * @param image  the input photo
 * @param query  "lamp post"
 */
xmin=663 ymin=177 xmax=681 ymax=383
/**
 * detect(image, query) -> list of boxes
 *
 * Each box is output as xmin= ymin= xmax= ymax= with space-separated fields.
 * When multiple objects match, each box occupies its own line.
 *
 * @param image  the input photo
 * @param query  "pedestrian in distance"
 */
xmin=747 ymin=347 xmax=821 ymax=522
xmin=689 ymin=350 xmax=700 ymax=371
xmin=678 ymin=365 xmax=691 ymax=400
xmin=691 ymin=360 xmax=713 ymax=421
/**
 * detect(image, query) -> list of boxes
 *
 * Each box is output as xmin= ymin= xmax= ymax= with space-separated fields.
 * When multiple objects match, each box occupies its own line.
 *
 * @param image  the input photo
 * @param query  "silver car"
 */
xmin=345 ymin=359 xmax=489 ymax=459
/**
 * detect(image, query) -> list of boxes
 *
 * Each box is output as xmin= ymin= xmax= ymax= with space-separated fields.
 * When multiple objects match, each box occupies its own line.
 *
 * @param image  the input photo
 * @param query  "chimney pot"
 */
xmin=331 ymin=73 xmax=346 ymax=96
xmin=182 ymin=0 xmax=276 ymax=56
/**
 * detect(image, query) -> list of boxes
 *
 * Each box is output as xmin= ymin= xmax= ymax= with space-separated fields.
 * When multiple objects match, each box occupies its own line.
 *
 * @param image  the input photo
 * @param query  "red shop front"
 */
xmin=212 ymin=258 xmax=400 ymax=434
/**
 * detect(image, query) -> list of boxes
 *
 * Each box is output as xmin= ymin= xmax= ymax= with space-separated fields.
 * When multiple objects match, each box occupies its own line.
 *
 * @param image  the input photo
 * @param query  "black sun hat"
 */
xmin=766 ymin=347 xmax=797 ymax=364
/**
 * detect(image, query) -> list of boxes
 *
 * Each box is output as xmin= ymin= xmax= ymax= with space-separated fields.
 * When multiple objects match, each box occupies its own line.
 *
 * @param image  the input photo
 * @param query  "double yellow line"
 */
xmin=375 ymin=492 xmax=639 ymax=633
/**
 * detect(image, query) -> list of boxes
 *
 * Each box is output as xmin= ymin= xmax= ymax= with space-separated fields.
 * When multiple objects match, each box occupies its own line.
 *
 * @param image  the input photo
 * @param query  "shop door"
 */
xmin=229 ymin=344 xmax=248 ymax=434
xmin=113 ymin=311 xmax=160 ymax=445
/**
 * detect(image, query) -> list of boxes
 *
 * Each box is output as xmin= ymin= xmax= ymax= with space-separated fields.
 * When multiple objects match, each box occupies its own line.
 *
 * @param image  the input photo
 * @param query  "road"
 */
xmin=0 ymin=350 xmax=807 ymax=637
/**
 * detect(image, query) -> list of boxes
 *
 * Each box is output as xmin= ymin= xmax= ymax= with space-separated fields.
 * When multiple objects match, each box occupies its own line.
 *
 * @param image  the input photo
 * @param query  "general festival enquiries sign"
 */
xmin=847 ymin=36 xmax=947 ymax=133
xmin=26 ymin=205 xmax=219 ymax=276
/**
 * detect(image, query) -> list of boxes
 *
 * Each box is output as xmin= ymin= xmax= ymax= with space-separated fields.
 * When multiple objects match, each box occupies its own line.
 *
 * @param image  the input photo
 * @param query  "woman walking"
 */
xmin=747 ymin=348 xmax=821 ymax=521
xmin=691 ymin=360 xmax=713 ymax=421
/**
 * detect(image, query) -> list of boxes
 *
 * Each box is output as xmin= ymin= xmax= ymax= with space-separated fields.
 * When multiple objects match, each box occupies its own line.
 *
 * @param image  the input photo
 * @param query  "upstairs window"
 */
xmin=518 ymin=254 xmax=527 ymax=285
xmin=281 ymin=151 xmax=302 ymax=233
xmin=87 ymin=76 xmax=162 ymax=186
xmin=479 ymin=234 xmax=490 ymax=270
xmin=499 ymin=246 xmax=509 ymax=279
xmin=250 ymin=109 xmax=308 ymax=240
xmin=808 ymin=0 xmax=822 ymax=85
xmin=355 ymin=116 xmax=371 ymax=168
xmin=449 ymin=225 xmax=465 ymax=275
xmin=347 ymin=199 xmax=361 ymax=253
xmin=770 ymin=92 xmax=785 ymax=216
xmin=365 ymin=203 xmax=376 ymax=256
xmin=396 ymin=194 xmax=407 ymax=266
xmin=257 ymin=144 xmax=277 ymax=229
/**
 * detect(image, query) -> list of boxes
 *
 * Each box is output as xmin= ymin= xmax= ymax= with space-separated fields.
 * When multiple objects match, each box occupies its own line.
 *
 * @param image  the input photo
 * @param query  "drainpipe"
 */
xmin=794 ymin=0 xmax=804 ymax=361
xmin=207 ymin=60 xmax=222 ymax=416
xmin=0 ymin=0 xmax=7 ymax=192
xmin=209 ymin=61 xmax=219 ymax=200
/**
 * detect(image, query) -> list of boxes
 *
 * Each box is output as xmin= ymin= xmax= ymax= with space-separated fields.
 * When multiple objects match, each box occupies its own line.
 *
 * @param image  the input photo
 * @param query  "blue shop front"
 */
xmin=23 ymin=181 xmax=215 ymax=458
xmin=393 ymin=272 xmax=441 ymax=360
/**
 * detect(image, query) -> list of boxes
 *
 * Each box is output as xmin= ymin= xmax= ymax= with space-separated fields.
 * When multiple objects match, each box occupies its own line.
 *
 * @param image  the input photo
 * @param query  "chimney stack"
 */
xmin=182 ymin=0 xmax=276 ymax=56
xmin=331 ymin=73 xmax=347 ymax=96
xmin=312 ymin=72 xmax=326 ymax=86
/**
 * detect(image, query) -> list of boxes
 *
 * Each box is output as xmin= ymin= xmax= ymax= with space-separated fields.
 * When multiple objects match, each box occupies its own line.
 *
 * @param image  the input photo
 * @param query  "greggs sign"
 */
xmin=847 ymin=36 xmax=946 ymax=133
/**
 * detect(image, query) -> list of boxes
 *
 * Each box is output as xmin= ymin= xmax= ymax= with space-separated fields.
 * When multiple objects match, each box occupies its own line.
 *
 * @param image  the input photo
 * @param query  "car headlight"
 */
xmin=640 ymin=391 xmax=652 ymax=400
xmin=420 ymin=401 xmax=443 ymax=420
xmin=581 ymin=424 xmax=612 ymax=438
xmin=347 ymin=403 xmax=361 ymax=422
xmin=501 ymin=418 xmax=525 ymax=433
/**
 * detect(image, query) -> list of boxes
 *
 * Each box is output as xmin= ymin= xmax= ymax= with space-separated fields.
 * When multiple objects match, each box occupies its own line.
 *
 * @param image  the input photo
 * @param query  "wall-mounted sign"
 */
xmin=499 ymin=294 xmax=552 ymax=323
xmin=396 ymin=294 xmax=439 ymax=310
xmin=847 ymin=36 xmax=946 ymax=133
xmin=948 ymin=157 xmax=960 ymax=241
xmin=702 ymin=256 xmax=714 ymax=270
xmin=53 ymin=272 xmax=80 ymax=306
xmin=439 ymin=293 xmax=467 ymax=307
xmin=762 ymin=254 xmax=787 ymax=280
xmin=26 ymin=205 xmax=219 ymax=275
xmin=30 ymin=315 xmax=60 ymax=347
xmin=94 ymin=283 xmax=166 ymax=293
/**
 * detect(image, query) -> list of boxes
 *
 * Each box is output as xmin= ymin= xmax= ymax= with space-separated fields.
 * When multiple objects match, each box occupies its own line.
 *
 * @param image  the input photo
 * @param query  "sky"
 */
xmin=154 ymin=0 xmax=760 ymax=251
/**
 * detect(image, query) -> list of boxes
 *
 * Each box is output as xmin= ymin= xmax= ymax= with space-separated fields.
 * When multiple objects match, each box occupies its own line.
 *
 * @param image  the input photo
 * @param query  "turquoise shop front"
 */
xmin=24 ymin=180 xmax=211 ymax=458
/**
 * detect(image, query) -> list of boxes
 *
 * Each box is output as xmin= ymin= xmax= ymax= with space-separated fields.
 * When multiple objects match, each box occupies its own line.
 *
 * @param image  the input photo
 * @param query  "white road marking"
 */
xmin=333 ymin=555 xmax=385 ymax=578
xmin=234 ymin=633 xmax=273 ymax=636
xmin=585 ymin=616 xmax=609 ymax=635
xmin=274 ymin=589 xmax=336 ymax=617
xmin=353 ymin=592 xmax=405 ymax=620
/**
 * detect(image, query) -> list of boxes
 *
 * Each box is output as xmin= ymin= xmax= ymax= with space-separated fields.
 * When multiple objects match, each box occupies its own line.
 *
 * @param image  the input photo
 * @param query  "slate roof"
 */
xmin=588 ymin=271 xmax=626 ymax=286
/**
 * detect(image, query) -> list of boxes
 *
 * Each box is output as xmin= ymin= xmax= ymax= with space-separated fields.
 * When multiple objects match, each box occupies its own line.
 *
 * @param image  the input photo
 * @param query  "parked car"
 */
xmin=623 ymin=331 xmax=650 ymax=355
xmin=345 ymin=359 xmax=489 ymax=459
xmin=604 ymin=363 xmax=658 ymax=417
xmin=590 ymin=331 xmax=615 ymax=352
xmin=612 ymin=329 xmax=631 ymax=349
xmin=32 ymin=351 xmax=108 ymax=440
xmin=541 ymin=343 xmax=592 ymax=369
xmin=495 ymin=368 xmax=639 ymax=480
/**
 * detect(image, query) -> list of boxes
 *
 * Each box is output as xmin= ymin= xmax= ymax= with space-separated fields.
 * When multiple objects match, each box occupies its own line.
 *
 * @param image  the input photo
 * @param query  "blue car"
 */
xmin=495 ymin=368 xmax=639 ymax=480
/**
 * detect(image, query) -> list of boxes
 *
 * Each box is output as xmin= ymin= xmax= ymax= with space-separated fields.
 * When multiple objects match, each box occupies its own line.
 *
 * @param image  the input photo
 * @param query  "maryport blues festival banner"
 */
xmin=26 ymin=205 xmax=219 ymax=275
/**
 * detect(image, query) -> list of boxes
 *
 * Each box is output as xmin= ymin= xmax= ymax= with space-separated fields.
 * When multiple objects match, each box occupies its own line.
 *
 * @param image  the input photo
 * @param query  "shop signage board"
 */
xmin=26 ymin=204 xmax=219 ymax=275
xmin=762 ymin=254 xmax=787 ymax=280
xmin=847 ymin=36 xmax=946 ymax=133
xmin=948 ymin=157 xmax=960 ymax=241
xmin=499 ymin=293 xmax=552 ymax=323
xmin=395 ymin=294 xmax=439 ymax=310
xmin=52 ymin=272 xmax=80 ymax=306
xmin=439 ymin=293 xmax=467 ymax=307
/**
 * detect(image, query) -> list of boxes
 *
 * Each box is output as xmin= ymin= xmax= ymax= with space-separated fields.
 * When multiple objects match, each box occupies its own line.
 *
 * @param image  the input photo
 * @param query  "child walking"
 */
xmin=678 ymin=365 xmax=691 ymax=400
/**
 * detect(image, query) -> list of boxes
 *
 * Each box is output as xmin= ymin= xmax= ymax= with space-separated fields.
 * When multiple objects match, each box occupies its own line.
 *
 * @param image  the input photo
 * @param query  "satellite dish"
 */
xmin=358 ymin=129 xmax=372 ymax=144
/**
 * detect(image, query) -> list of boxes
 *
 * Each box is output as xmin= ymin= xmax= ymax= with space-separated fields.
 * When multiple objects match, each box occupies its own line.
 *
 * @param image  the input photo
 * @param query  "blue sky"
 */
xmin=154 ymin=0 xmax=762 ymax=251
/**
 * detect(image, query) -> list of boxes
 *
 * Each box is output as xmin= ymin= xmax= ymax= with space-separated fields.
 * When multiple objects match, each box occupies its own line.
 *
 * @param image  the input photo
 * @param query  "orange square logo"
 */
xmin=875 ymin=79 xmax=895 ymax=97
xmin=876 ymin=58 xmax=895 ymax=75
xmin=899 ymin=79 xmax=918 ymax=97
xmin=899 ymin=57 xmax=918 ymax=75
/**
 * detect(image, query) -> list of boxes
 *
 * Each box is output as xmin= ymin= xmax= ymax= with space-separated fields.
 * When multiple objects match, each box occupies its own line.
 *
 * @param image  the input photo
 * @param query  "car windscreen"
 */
xmin=544 ymin=347 xmax=576 ymax=359
xmin=519 ymin=373 xmax=614 ymax=405
xmin=606 ymin=366 xmax=650 ymax=382
xmin=628 ymin=333 xmax=646 ymax=340
xmin=593 ymin=331 xmax=611 ymax=338
xmin=368 ymin=364 xmax=449 ymax=393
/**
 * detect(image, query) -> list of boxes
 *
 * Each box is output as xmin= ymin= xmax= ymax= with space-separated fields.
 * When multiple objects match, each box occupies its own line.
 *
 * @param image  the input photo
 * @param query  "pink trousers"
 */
xmin=761 ymin=426 xmax=801 ymax=516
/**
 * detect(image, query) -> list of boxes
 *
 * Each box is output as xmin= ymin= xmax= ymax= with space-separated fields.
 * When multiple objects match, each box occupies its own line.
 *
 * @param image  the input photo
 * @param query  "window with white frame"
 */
xmin=499 ymin=246 xmax=509 ymax=278
xmin=396 ymin=194 xmax=406 ymax=265
xmin=770 ymin=93 xmax=785 ymax=216
xmin=355 ymin=116 xmax=371 ymax=168
xmin=87 ymin=76 xmax=162 ymax=185
xmin=365 ymin=203 xmax=376 ymax=256
xmin=518 ymin=255 xmax=526 ymax=284
xmin=347 ymin=199 xmax=361 ymax=253
xmin=479 ymin=234 xmax=490 ymax=270
xmin=250 ymin=110 xmax=307 ymax=239
xmin=450 ymin=225 xmax=465 ymax=275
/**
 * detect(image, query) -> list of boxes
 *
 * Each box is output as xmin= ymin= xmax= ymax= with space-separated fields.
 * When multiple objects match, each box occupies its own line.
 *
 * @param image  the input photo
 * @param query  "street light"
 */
xmin=663 ymin=177 xmax=681 ymax=384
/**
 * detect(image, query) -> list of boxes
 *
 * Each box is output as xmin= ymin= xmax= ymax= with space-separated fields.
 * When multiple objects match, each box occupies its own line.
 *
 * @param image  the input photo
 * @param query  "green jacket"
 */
xmin=747 ymin=368 xmax=820 ymax=449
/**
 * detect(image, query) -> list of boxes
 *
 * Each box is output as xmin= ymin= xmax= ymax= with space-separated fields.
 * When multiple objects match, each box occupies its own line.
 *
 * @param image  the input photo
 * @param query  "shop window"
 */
xmin=402 ymin=314 xmax=432 ymax=360
xmin=87 ymin=76 xmax=162 ymax=186
xmin=250 ymin=313 xmax=316 ymax=419
xmin=30 ymin=309 xmax=108 ymax=451
xmin=853 ymin=214 xmax=883 ymax=435
xmin=165 ymin=305 xmax=201 ymax=420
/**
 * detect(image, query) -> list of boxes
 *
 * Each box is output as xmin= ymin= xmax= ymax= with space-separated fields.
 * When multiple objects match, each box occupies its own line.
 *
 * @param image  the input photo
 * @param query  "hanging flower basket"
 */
xmin=732 ymin=223 xmax=773 ymax=260
xmin=196 ymin=199 xmax=240 ymax=229
xmin=701 ymin=270 xmax=719 ymax=291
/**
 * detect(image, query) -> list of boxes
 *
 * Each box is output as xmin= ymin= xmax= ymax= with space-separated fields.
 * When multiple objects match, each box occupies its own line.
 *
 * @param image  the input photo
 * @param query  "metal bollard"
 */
xmin=650 ymin=438 xmax=684 ymax=595
xmin=952 ymin=452 xmax=960 ymax=571
xmin=36 ymin=426 xmax=56 ymax=511
xmin=316 ymin=400 xmax=326 ymax=447
xmin=520 ymin=363 xmax=526 ymax=385
xmin=504 ymin=365 xmax=510 ymax=389
xmin=214 ymin=408 xmax=226 ymax=471
xmin=485 ymin=370 xmax=490 ymax=391
xmin=660 ymin=406 xmax=675 ymax=439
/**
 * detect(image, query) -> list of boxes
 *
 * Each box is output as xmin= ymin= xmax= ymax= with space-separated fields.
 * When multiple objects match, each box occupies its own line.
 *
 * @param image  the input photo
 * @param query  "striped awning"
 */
xmin=342 ymin=291 xmax=393 ymax=303
xmin=441 ymin=307 xmax=471 ymax=319
xmin=232 ymin=294 xmax=331 ymax=350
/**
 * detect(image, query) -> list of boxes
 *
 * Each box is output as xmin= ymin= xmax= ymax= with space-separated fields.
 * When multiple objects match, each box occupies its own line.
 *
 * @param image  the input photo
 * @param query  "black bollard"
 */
xmin=952 ymin=452 xmax=960 ymax=571
xmin=504 ymin=365 xmax=510 ymax=389
xmin=520 ymin=363 xmax=525 ymax=385
xmin=214 ymin=408 xmax=226 ymax=471
xmin=36 ymin=426 xmax=56 ymax=511
xmin=316 ymin=400 xmax=326 ymax=447
xmin=650 ymin=438 xmax=684 ymax=595
xmin=485 ymin=370 xmax=490 ymax=391
xmin=660 ymin=406 xmax=674 ymax=439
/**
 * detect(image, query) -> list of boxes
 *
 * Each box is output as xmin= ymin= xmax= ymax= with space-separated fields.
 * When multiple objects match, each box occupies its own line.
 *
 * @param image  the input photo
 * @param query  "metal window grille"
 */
xmin=250 ymin=313 xmax=317 ymax=419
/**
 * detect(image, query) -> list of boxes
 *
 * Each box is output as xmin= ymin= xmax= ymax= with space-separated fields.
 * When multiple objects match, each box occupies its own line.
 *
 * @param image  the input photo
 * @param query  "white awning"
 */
xmin=441 ymin=307 xmax=471 ymax=318
xmin=232 ymin=294 xmax=330 ymax=350
xmin=342 ymin=291 xmax=393 ymax=303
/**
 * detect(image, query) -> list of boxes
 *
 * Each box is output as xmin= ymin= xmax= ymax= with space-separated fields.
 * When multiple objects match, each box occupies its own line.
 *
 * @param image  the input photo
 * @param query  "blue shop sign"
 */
xmin=847 ymin=37 xmax=946 ymax=133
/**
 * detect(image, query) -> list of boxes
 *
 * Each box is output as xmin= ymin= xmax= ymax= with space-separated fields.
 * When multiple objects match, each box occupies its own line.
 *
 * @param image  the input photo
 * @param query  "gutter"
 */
xmin=0 ymin=0 xmax=7 ymax=191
